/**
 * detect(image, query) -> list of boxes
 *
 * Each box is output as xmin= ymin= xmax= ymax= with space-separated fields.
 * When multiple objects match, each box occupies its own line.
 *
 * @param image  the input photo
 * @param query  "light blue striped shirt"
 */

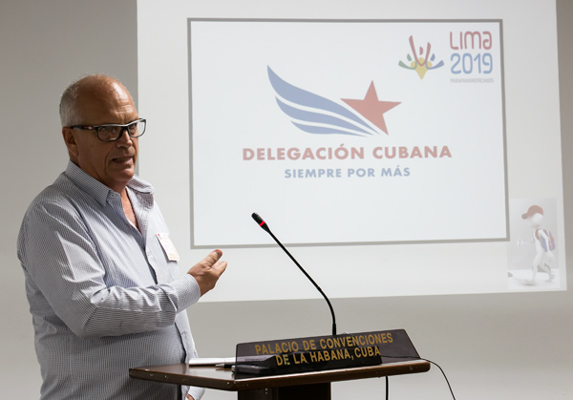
xmin=17 ymin=161 xmax=204 ymax=400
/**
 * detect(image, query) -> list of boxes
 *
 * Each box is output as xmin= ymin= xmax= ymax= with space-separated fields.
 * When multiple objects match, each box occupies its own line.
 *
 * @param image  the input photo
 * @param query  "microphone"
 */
xmin=251 ymin=212 xmax=337 ymax=336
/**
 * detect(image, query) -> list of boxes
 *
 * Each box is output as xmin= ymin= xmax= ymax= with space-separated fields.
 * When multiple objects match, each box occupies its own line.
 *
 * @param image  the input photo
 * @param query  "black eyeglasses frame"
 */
xmin=68 ymin=118 xmax=146 ymax=142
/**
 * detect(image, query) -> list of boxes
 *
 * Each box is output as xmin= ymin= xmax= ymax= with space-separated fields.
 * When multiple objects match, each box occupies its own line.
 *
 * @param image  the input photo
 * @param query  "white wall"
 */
xmin=1 ymin=1 xmax=571 ymax=399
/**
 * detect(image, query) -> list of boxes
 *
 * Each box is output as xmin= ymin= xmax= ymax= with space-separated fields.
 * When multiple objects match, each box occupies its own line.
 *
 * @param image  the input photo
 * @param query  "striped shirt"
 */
xmin=17 ymin=161 xmax=204 ymax=400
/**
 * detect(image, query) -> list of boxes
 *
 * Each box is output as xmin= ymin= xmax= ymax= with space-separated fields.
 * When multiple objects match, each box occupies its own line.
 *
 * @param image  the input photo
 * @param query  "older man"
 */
xmin=17 ymin=75 xmax=227 ymax=400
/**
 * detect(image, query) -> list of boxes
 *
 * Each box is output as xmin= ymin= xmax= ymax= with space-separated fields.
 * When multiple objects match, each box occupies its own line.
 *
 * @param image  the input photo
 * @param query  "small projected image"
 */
xmin=507 ymin=199 xmax=560 ymax=290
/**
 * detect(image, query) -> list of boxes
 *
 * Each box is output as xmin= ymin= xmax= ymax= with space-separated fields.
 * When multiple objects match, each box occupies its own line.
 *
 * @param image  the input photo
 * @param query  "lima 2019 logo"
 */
xmin=398 ymin=35 xmax=444 ymax=79
xmin=268 ymin=67 xmax=400 ymax=137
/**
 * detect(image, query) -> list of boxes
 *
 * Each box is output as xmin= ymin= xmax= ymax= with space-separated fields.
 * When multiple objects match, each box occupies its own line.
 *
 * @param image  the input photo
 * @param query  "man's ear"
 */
xmin=62 ymin=127 xmax=79 ymax=162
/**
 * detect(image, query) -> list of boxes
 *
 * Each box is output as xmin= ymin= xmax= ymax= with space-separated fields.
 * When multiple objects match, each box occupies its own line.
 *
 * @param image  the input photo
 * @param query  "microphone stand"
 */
xmin=252 ymin=213 xmax=337 ymax=336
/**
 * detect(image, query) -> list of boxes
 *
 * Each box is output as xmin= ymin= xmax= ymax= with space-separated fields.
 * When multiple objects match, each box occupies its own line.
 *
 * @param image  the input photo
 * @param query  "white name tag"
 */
xmin=157 ymin=233 xmax=180 ymax=262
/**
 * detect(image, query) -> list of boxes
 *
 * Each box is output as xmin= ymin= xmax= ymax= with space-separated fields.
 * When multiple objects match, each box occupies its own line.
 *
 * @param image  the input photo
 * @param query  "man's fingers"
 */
xmin=188 ymin=249 xmax=228 ymax=296
xmin=212 ymin=259 xmax=228 ymax=275
xmin=203 ymin=249 xmax=223 ymax=267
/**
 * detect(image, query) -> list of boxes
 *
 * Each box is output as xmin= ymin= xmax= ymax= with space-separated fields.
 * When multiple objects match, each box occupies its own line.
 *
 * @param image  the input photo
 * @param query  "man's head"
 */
xmin=60 ymin=75 xmax=140 ymax=194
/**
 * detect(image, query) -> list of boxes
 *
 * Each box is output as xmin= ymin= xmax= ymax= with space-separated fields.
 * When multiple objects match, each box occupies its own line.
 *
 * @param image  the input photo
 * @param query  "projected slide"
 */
xmin=189 ymin=20 xmax=507 ymax=247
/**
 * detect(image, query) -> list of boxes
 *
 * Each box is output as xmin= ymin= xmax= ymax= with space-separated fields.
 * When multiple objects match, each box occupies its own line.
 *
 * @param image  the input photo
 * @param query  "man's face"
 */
xmin=63 ymin=80 xmax=139 ymax=193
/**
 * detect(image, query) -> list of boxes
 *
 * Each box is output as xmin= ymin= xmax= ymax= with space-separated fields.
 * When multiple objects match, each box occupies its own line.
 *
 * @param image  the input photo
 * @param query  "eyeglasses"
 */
xmin=69 ymin=118 xmax=146 ymax=142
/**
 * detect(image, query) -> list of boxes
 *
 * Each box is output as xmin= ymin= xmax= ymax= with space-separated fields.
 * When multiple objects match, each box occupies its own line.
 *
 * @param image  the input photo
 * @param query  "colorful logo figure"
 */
xmin=268 ymin=66 xmax=400 ymax=137
xmin=398 ymin=36 xmax=444 ymax=79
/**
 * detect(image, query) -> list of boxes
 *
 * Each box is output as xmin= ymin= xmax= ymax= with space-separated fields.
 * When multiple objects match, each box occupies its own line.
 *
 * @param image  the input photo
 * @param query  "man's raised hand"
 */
xmin=187 ymin=249 xmax=228 ymax=296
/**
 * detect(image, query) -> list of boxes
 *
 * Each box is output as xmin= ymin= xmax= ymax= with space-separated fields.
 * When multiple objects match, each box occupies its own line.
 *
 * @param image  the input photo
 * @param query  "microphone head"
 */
xmin=251 ymin=213 xmax=264 ymax=225
xmin=252 ymin=212 xmax=271 ymax=232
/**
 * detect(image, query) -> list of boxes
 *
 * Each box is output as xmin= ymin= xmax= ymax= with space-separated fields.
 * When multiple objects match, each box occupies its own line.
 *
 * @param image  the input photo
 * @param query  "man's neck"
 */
xmin=120 ymin=189 xmax=140 ymax=231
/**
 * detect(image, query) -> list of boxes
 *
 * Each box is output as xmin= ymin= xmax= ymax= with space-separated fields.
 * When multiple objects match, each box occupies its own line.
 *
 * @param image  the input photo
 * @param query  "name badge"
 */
xmin=157 ymin=233 xmax=180 ymax=262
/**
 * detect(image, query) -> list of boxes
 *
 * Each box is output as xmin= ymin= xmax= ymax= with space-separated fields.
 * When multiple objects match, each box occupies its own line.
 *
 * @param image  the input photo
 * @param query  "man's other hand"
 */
xmin=187 ymin=249 xmax=228 ymax=296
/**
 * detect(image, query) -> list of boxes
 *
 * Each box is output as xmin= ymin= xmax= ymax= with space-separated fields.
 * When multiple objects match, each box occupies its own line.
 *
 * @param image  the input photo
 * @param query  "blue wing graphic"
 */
xmin=268 ymin=66 xmax=377 ymax=137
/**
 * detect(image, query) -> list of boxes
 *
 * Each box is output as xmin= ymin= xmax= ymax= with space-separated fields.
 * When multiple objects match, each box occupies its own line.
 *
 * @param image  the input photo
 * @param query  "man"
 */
xmin=17 ymin=75 xmax=227 ymax=400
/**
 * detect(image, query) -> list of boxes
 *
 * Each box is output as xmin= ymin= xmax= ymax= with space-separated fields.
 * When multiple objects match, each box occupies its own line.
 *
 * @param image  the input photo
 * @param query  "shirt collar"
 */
xmin=64 ymin=161 xmax=154 ymax=206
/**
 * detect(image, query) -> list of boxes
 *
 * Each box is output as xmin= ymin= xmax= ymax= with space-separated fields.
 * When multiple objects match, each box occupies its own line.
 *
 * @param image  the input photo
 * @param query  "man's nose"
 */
xmin=116 ymin=128 xmax=133 ymax=146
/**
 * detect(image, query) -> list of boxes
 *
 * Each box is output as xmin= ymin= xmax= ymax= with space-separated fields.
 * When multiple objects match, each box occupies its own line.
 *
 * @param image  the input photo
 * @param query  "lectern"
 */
xmin=129 ymin=359 xmax=430 ymax=400
xmin=130 ymin=329 xmax=429 ymax=399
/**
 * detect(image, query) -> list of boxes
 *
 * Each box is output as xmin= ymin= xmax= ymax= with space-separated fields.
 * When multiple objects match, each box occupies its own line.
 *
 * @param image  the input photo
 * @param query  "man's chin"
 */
xmin=109 ymin=168 xmax=135 ymax=184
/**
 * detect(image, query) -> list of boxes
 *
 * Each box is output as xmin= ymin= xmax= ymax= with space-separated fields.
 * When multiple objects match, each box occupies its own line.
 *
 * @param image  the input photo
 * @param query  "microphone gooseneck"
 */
xmin=251 ymin=212 xmax=337 ymax=336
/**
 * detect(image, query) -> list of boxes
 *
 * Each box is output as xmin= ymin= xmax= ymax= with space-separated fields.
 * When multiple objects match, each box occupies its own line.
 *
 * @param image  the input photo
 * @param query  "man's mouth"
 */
xmin=112 ymin=156 xmax=132 ymax=163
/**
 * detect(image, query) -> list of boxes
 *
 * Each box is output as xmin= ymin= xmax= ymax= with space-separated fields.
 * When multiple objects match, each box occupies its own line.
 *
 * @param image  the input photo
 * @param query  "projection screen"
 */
xmin=137 ymin=0 xmax=566 ymax=302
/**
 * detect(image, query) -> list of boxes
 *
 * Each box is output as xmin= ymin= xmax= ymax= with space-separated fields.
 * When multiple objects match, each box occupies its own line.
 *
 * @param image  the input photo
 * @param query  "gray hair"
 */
xmin=59 ymin=78 xmax=83 ymax=127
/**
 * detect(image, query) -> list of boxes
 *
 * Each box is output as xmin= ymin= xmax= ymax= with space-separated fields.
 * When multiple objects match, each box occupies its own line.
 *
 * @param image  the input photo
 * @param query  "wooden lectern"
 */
xmin=129 ymin=359 xmax=430 ymax=400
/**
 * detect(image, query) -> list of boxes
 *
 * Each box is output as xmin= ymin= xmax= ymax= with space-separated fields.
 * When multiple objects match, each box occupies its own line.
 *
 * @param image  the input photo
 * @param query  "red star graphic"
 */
xmin=342 ymin=82 xmax=401 ymax=134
